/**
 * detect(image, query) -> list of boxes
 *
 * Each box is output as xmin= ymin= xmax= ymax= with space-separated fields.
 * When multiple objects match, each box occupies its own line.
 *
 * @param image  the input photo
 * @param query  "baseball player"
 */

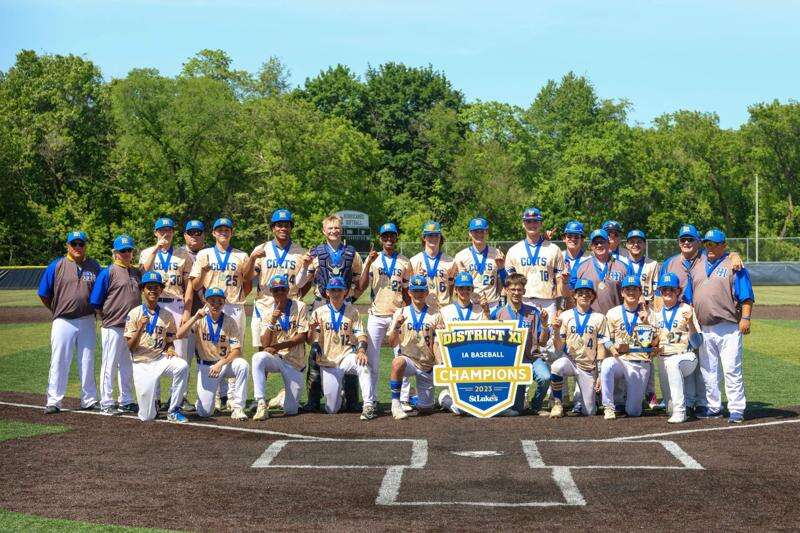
xmin=387 ymin=274 xmax=441 ymax=420
xmin=357 ymin=223 xmax=412 ymax=416
xmin=307 ymin=276 xmax=372 ymax=418
xmin=138 ymin=217 xmax=194 ymax=408
xmin=652 ymin=272 xmax=701 ymax=424
xmin=177 ymin=219 xmax=206 ymax=410
xmin=89 ymin=235 xmax=141 ymax=415
xmin=452 ymin=217 xmax=505 ymax=308
xmin=489 ymin=272 xmax=551 ymax=416
xmin=560 ymin=221 xmax=589 ymax=309
xmin=505 ymin=207 xmax=565 ymax=319
xmin=409 ymin=221 xmax=455 ymax=312
xmin=176 ymin=287 xmax=250 ymax=420
xmin=124 ymin=272 xmax=189 ymax=423
xmin=603 ymin=220 xmax=630 ymax=266
xmin=38 ymin=231 xmax=101 ymax=413
xmin=549 ymin=279 xmax=608 ymax=418
xmin=600 ymin=275 xmax=659 ymax=419
xmin=252 ymin=274 xmax=310 ymax=420
xmin=688 ymin=229 xmax=754 ymax=424
xmin=436 ymin=271 xmax=487 ymax=415
xmin=570 ymin=229 xmax=629 ymax=314
xmin=303 ymin=214 xmax=364 ymax=412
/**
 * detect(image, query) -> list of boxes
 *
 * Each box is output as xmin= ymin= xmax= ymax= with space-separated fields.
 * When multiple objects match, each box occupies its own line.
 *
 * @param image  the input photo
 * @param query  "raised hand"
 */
xmin=494 ymin=249 xmax=505 ymax=270
xmin=545 ymin=226 xmax=558 ymax=241
xmin=157 ymin=235 xmax=170 ymax=249
xmin=366 ymin=243 xmax=378 ymax=264
xmin=551 ymin=315 xmax=562 ymax=331
xmin=301 ymin=252 xmax=314 ymax=268
xmin=270 ymin=307 xmax=282 ymax=323
xmin=136 ymin=316 xmax=150 ymax=331
xmin=250 ymin=244 xmax=267 ymax=259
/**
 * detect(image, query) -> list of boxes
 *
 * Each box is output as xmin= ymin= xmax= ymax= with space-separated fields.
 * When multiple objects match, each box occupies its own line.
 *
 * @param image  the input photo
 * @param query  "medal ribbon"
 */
xmin=410 ymin=304 xmax=428 ymax=332
xmin=205 ymin=313 xmax=225 ymax=344
xmin=455 ymin=303 xmax=472 ymax=321
xmin=505 ymin=304 xmax=526 ymax=328
xmin=705 ymin=252 xmax=729 ymax=278
xmin=573 ymin=308 xmax=591 ymax=337
xmin=423 ymin=251 xmax=442 ymax=280
xmin=629 ymin=257 xmax=645 ymax=279
xmin=141 ymin=305 xmax=160 ymax=335
xmin=327 ymin=244 xmax=344 ymax=268
xmin=622 ymin=305 xmax=640 ymax=337
xmin=592 ymin=256 xmax=610 ymax=284
xmin=567 ymin=249 xmax=584 ymax=277
xmin=524 ymin=237 xmax=544 ymax=269
xmin=469 ymin=245 xmax=489 ymax=275
xmin=662 ymin=303 xmax=680 ymax=332
xmin=380 ymin=251 xmax=398 ymax=280
xmin=156 ymin=246 xmax=174 ymax=273
xmin=328 ymin=303 xmax=346 ymax=333
xmin=272 ymin=240 xmax=291 ymax=268
xmin=278 ymin=299 xmax=292 ymax=331
xmin=214 ymin=245 xmax=233 ymax=272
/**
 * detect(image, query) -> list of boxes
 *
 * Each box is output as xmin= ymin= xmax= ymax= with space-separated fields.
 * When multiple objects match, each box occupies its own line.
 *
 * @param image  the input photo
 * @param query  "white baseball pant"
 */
xmin=252 ymin=351 xmax=304 ymax=415
xmin=195 ymin=357 xmax=250 ymax=417
xmin=551 ymin=357 xmax=597 ymax=416
xmin=524 ymin=297 xmax=557 ymax=352
xmin=600 ymin=357 xmax=651 ymax=417
xmin=366 ymin=313 xmax=393 ymax=406
xmin=156 ymin=299 xmax=190 ymax=400
xmin=439 ymin=390 xmax=461 ymax=414
xmin=250 ymin=304 xmax=264 ymax=348
xmin=47 ymin=316 xmax=98 ymax=409
xmin=699 ymin=321 xmax=745 ymax=415
xmin=398 ymin=356 xmax=434 ymax=408
xmin=218 ymin=303 xmax=245 ymax=399
xmin=656 ymin=352 xmax=698 ymax=417
xmin=99 ymin=326 xmax=134 ymax=408
xmin=320 ymin=353 xmax=372 ymax=414
xmin=132 ymin=356 xmax=188 ymax=422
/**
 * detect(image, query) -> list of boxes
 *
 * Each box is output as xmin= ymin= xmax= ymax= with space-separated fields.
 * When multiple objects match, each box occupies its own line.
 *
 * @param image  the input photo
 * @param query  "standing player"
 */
xmin=307 ymin=277 xmax=372 ymax=418
xmin=176 ymin=287 xmax=250 ymax=420
xmin=549 ymin=279 xmax=608 ymax=418
xmin=453 ymin=217 xmax=505 ymax=308
xmin=124 ymin=272 xmax=189 ymax=423
xmin=251 ymin=274 xmax=310 ymax=420
xmin=570 ymin=229 xmax=628 ymax=314
xmin=560 ymin=221 xmax=589 ymax=310
xmin=505 ymin=207 xmax=565 ymax=320
xmin=689 ymin=229 xmax=754 ymax=424
xmin=409 ymin=221 xmax=454 ymax=312
xmin=177 ymin=219 xmax=206 ymax=410
xmin=387 ymin=275 xmax=441 ymax=420
xmin=358 ymin=223 xmax=412 ymax=415
xmin=603 ymin=220 xmax=630 ymax=266
xmin=90 ymin=235 xmax=141 ymax=415
xmin=600 ymin=276 xmax=659 ymax=419
xmin=38 ymin=231 xmax=101 ymax=413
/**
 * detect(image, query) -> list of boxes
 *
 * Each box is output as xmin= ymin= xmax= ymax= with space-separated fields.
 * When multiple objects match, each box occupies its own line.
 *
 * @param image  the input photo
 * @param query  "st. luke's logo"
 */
xmin=434 ymin=321 xmax=533 ymax=418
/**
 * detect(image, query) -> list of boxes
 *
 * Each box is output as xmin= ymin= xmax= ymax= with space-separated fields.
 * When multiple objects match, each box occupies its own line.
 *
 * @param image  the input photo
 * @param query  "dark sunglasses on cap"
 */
xmin=68 ymin=241 xmax=86 ymax=248
xmin=186 ymin=230 xmax=203 ymax=236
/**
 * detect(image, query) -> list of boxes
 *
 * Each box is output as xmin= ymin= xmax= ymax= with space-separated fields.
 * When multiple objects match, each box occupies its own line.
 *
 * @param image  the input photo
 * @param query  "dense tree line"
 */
xmin=1 ymin=49 xmax=798 ymax=265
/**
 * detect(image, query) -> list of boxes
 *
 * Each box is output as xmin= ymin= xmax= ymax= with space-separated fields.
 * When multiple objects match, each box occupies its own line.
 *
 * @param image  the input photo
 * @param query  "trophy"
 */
xmin=633 ymin=324 xmax=655 ymax=353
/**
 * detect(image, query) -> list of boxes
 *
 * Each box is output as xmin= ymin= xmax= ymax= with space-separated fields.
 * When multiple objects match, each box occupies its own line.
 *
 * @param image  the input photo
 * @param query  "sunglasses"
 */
xmin=69 ymin=241 xmax=86 ymax=248
xmin=117 ymin=249 xmax=134 ymax=254
xmin=186 ymin=230 xmax=203 ymax=236
xmin=679 ymin=238 xmax=696 ymax=244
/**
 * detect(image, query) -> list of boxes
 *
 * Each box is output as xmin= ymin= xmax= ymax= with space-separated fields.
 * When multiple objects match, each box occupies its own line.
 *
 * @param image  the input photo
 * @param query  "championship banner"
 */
xmin=434 ymin=321 xmax=533 ymax=418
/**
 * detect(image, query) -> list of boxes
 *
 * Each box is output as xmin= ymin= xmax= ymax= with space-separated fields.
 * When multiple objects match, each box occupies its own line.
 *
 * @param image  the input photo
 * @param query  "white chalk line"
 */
xmin=252 ymin=438 xmax=427 ymax=469
xmin=612 ymin=418 xmax=800 ymax=441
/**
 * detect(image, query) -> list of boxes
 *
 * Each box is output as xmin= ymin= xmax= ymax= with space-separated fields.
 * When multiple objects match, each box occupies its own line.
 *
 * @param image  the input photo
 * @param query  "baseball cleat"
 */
xmin=571 ymin=403 xmax=583 ymax=414
xmin=78 ymin=402 xmax=99 ymax=411
xmin=268 ymin=389 xmax=286 ymax=409
xmin=695 ymin=406 xmax=722 ymax=419
xmin=499 ymin=408 xmax=519 ymax=417
xmin=253 ymin=400 xmax=269 ymax=421
xmin=391 ymin=403 xmax=409 ymax=420
xmin=119 ymin=403 xmax=138 ymax=413
xmin=400 ymin=401 xmax=414 ymax=413
xmin=181 ymin=398 xmax=196 ymax=413
xmin=230 ymin=407 xmax=248 ymax=421
xmin=44 ymin=405 xmax=60 ymax=414
xmin=667 ymin=412 xmax=688 ymax=424
xmin=360 ymin=404 xmax=377 ymax=421
xmin=647 ymin=393 xmax=659 ymax=410
xmin=549 ymin=403 xmax=564 ymax=419
xmin=167 ymin=411 xmax=188 ymax=424
xmin=728 ymin=412 xmax=744 ymax=424
xmin=100 ymin=406 xmax=122 ymax=416
xmin=604 ymin=407 xmax=616 ymax=420
xmin=437 ymin=389 xmax=449 ymax=410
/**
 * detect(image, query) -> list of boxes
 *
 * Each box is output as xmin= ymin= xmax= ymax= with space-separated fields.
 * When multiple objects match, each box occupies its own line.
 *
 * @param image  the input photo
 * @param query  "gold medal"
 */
xmin=598 ymin=281 xmax=606 ymax=290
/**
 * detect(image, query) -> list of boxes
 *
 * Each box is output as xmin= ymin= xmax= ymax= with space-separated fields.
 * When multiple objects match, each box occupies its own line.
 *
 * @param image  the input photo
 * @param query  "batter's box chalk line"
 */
xmin=249 ymin=438 xmax=703 ymax=507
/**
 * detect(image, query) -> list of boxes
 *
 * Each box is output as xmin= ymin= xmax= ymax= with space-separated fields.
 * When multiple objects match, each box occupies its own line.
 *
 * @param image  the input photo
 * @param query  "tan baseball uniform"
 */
xmin=410 ymin=251 xmax=454 ymax=311
xmin=505 ymin=238 xmax=565 ymax=299
xmin=452 ymin=245 xmax=503 ymax=304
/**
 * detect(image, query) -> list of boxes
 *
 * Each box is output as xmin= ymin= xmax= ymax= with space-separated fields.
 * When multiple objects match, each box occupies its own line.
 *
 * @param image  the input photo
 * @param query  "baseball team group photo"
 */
xmin=2 ymin=1 xmax=800 ymax=531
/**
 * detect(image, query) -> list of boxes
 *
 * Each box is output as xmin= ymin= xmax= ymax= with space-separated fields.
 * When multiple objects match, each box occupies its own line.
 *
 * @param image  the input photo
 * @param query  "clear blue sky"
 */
xmin=2 ymin=0 xmax=798 ymax=128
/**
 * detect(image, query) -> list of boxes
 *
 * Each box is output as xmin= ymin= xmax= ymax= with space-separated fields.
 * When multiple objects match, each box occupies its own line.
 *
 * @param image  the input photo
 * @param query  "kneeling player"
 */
xmin=600 ymin=276 xmax=659 ymax=419
xmin=653 ymin=273 xmax=701 ymax=424
xmin=387 ymin=275 xmax=441 ymax=420
xmin=308 ymin=277 xmax=373 ymax=418
xmin=252 ymin=274 xmax=309 ymax=420
xmin=176 ymin=287 xmax=250 ymax=420
xmin=124 ymin=272 xmax=189 ymax=423
xmin=550 ymin=279 xmax=607 ymax=418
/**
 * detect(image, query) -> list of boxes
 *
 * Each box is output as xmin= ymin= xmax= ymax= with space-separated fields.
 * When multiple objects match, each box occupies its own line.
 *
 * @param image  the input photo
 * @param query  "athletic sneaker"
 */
xmin=268 ymin=389 xmax=286 ymax=409
xmin=253 ymin=400 xmax=269 ymax=421
xmin=499 ymin=409 xmax=519 ymax=417
xmin=119 ymin=403 xmax=138 ymax=413
xmin=181 ymin=398 xmax=196 ymax=413
xmin=167 ymin=411 xmax=188 ymax=424
xmin=400 ymin=401 xmax=414 ymax=413
xmin=231 ymin=407 xmax=248 ymax=421
xmin=549 ymin=403 xmax=564 ymax=419
xmin=667 ymin=412 xmax=688 ymax=424
xmin=695 ymin=406 xmax=722 ymax=419
xmin=391 ymin=402 xmax=409 ymax=420
xmin=604 ymin=407 xmax=616 ymax=420
xmin=78 ymin=402 xmax=99 ymax=411
xmin=647 ymin=393 xmax=659 ymax=410
xmin=360 ymin=404 xmax=377 ymax=421
xmin=728 ymin=412 xmax=744 ymax=424
xmin=100 ymin=405 xmax=122 ymax=416
xmin=571 ymin=403 xmax=583 ymax=415
xmin=44 ymin=405 xmax=60 ymax=414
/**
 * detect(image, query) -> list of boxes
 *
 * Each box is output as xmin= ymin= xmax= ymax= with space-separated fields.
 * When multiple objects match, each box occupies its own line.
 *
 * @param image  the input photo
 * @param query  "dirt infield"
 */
xmin=1 ymin=391 xmax=799 ymax=531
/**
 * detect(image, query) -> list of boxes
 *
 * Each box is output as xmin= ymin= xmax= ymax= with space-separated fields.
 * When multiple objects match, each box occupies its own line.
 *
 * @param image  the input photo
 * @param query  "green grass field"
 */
xmin=0 ymin=508 xmax=173 ymax=532
xmin=0 ymin=419 xmax=68 ymax=442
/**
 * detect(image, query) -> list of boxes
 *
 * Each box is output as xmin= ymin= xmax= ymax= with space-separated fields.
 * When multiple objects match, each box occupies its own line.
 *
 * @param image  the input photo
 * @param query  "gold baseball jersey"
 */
xmin=139 ymin=246 xmax=194 ymax=300
xmin=505 ymin=239 xmax=565 ymax=299
xmin=557 ymin=309 xmax=607 ymax=372
xmin=605 ymin=305 xmax=659 ymax=362
xmin=389 ymin=305 xmax=441 ymax=372
xmin=258 ymin=299 xmax=309 ymax=370
xmin=310 ymin=302 xmax=365 ymax=367
xmin=253 ymin=240 xmax=308 ymax=310
xmin=452 ymin=245 xmax=503 ymax=304
xmin=124 ymin=305 xmax=177 ymax=363
xmin=192 ymin=313 xmax=242 ymax=363
xmin=410 ymin=251 xmax=454 ymax=311
xmin=189 ymin=246 xmax=250 ymax=305
xmin=627 ymin=257 xmax=659 ymax=301
xmin=653 ymin=302 xmax=697 ymax=356
xmin=438 ymin=302 xmax=486 ymax=324
xmin=368 ymin=253 xmax=412 ymax=316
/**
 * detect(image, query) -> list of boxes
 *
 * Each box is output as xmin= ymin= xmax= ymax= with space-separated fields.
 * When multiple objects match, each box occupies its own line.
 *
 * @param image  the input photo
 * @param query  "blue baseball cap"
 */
xmin=602 ymin=220 xmax=622 ymax=233
xmin=422 ymin=221 xmax=442 ymax=236
xmin=379 ymin=222 xmax=398 ymax=235
xmin=408 ymin=274 xmax=428 ymax=292
xmin=154 ymin=217 xmax=175 ymax=231
xmin=574 ymin=279 xmax=595 ymax=293
xmin=627 ymin=229 xmax=646 ymax=240
xmin=658 ymin=272 xmax=680 ymax=289
xmin=113 ymin=235 xmax=135 ymax=252
xmin=678 ymin=224 xmax=701 ymax=240
xmin=184 ymin=220 xmax=205 ymax=232
xmin=213 ymin=217 xmax=233 ymax=230
xmin=140 ymin=271 xmax=164 ymax=286
xmin=66 ymin=231 xmax=88 ymax=244
xmin=268 ymin=274 xmax=289 ymax=290
xmin=563 ymin=221 xmax=585 ymax=236
xmin=621 ymin=275 xmax=642 ymax=289
xmin=589 ymin=229 xmax=609 ymax=242
xmin=204 ymin=287 xmax=225 ymax=299
xmin=454 ymin=271 xmax=474 ymax=288
xmin=468 ymin=217 xmax=489 ymax=231
xmin=271 ymin=209 xmax=293 ymax=225
xmin=522 ymin=207 xmax=543 ymax=221
xmin=703 ymin=228 xmax=726 ymax=244
xmin=326 ymin=276 xmax=347 ymax=291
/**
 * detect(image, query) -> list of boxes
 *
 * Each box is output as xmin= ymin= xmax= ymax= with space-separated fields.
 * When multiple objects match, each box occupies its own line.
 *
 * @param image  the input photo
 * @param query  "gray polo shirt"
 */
xmin=38 ymin=256 xmax=101 ymax=320
xmin=573 ymin=256 xmax=628 ymax=314
xmin=689 ymin=254 xmax=755 ymax=326
xmin=90 ymin=263 xmax=142 ymax=328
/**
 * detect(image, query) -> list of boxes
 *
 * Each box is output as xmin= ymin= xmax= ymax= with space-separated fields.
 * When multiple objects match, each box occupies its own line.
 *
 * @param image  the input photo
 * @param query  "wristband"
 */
xmin=741 ymin=316 xmax=751 ymax=321
xmin=266 ymin=323 xmax=276 ymax=331
xmin=357 ymin=340 xmax=368 ymax=352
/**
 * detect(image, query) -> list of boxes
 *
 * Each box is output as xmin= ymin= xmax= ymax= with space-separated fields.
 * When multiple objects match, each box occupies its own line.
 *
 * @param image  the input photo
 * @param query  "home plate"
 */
xmin=451 ymin=450 xmax=505 ymax=457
